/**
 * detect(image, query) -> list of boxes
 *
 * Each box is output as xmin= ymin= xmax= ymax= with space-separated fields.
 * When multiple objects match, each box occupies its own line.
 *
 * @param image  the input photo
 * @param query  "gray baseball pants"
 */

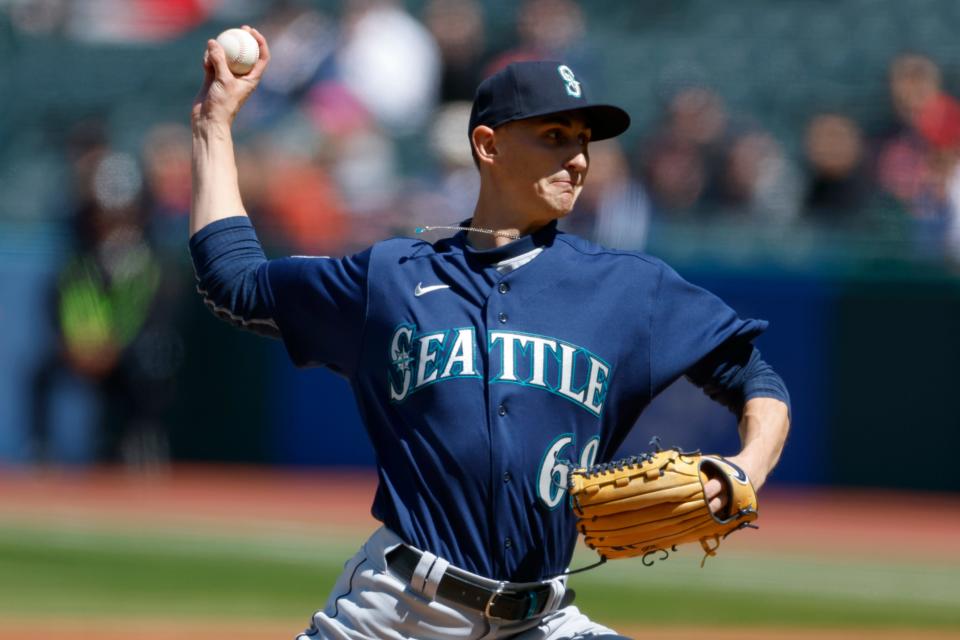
xmin=296 ymin=527 xmax=630 ymax=640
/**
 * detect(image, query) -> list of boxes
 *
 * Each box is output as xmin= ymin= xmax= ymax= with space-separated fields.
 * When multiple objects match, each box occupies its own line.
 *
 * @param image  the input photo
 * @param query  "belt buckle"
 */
xmin=484 ymin=584 xmax=545 ymax=621
xmin=483 ymin=582 xmax=505 ymax=620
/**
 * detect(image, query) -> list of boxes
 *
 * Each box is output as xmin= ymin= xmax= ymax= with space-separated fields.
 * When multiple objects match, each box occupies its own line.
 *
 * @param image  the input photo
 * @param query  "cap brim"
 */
xmin=579 ymin=104 xmax=631 ymax=141
xmin=486 ymin=103 xmax=631 ymax=141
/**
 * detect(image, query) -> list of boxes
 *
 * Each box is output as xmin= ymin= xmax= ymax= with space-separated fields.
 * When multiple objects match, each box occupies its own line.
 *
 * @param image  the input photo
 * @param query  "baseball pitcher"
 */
xmin=190 ymin=27 xmax=791 ymax=640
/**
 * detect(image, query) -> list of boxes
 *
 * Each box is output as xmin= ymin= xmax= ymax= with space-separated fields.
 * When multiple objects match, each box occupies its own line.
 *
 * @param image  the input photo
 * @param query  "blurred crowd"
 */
xmin=13 ymin=0 xmax=960 ymax=257
xmin=633 ymin=50 xmax=960 ymax=256
xmin=12 ymin=0 xmax=960 ymax=464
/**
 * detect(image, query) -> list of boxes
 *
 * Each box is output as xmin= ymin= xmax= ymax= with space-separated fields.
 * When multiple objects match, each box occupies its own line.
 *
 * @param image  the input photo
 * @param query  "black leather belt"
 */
xmin=385 ymin=544 xmax=556 ymax=621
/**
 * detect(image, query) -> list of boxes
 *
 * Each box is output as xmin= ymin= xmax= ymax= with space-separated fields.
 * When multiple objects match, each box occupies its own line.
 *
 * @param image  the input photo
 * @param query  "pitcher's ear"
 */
xmin=471 ymin=125 xmax=498 ymax=166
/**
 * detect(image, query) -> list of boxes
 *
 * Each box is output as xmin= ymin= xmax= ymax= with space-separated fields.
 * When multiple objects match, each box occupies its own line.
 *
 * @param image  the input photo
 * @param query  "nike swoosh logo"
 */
xmin=718 ymin=458 xmax=750 ymax=484
xmin=414 ymin=282 xmax=450 ymax=297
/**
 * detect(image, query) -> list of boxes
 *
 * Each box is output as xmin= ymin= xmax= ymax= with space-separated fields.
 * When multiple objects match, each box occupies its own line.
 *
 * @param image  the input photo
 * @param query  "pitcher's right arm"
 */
xmin=190 ymin=26 xmax=270 ymax=236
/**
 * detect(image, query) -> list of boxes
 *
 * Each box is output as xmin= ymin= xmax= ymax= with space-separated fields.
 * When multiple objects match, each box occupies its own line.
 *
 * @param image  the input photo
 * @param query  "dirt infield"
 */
xmin=0 ymin=465 xmax=380 ymax=532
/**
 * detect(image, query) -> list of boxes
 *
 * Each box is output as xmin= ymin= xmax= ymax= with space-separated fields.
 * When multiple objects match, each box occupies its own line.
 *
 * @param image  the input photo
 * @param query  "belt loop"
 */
xmin=543 ymin=578 xmax=565 ymax=614
xmin=411 ymin=549 xmax=438 ymax=594
xmin=422 ymin=556 xmax=449 ymax=600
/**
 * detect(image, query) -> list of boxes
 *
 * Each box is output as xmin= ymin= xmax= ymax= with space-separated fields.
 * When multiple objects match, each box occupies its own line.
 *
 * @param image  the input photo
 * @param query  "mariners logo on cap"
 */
xmin=557 ymin=65 xmax=582 ymax=98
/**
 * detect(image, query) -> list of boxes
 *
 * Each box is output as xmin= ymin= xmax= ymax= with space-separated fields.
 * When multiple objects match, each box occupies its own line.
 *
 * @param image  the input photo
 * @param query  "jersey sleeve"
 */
xmin=649 ymin=260 xmax=767 ymax=398
xmin=190 ymin=217 xmax=280 ymax=338
xmin=264 ymin=248 xmax=372 ymax=375
xmin=685 ymin=341 xmax=791 ymax=416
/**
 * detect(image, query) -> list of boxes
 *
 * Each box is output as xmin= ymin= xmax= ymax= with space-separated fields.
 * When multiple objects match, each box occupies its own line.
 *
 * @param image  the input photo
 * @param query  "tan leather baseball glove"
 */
xmin=568 ymin=445 xmax=758 ymax=566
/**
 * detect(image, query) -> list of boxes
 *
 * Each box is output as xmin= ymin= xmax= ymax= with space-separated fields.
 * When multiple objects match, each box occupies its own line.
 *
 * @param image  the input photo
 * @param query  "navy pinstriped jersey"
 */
xmin=191 ymin=217 xmax=768 ymax=582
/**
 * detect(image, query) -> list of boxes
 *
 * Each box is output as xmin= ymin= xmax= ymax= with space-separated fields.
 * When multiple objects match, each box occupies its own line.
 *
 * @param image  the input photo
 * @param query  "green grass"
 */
xmin=0 ymin=525 xmax=344 ymax=618
xmin=1 ymin=524 xmax=958 ymax=629
xmin=568 ymin=546 xmax=960 ymax=628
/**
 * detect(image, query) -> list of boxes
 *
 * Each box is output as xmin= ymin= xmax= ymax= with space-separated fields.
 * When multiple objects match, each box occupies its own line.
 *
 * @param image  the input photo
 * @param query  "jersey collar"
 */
xmin=453 ymin=219 xmax=559 ymax=264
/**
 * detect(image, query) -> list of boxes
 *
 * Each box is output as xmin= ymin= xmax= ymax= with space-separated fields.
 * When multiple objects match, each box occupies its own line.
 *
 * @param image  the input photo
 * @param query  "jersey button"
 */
xmin=498 ymin=312 xmax=508 ymax=324
xmin=503 ymin=471 xmax=512 ymax=483
xmin=504 ymin=537 xmax=513 ymax=549
xmin=498 ymin=282 xmax=509 ymax=294
xmin=498 ymin=404 xmax=507 ymax=416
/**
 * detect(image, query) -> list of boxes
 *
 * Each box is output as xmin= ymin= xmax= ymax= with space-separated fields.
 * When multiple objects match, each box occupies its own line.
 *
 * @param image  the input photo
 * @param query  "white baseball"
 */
xmin=216 ymin=28 xmax=259 ymax=76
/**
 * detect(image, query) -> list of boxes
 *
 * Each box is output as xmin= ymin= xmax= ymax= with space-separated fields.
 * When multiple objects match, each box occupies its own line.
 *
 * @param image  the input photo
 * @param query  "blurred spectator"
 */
xmin=908 ymin=67 xmax=960 ymax=246
xmin=875 ymin=54 xmax=955 ymax=221
xmin=260 ymin=140 xmax=351 ymax=256
xmin=717 ymin=130 xmax=801 ymax=222
xmin=141 ymin=122 xmax=192 ymax=250
xmin=637 ymin=86 xmax=729 ymax=215
xmin=258 ymin=5 xmax=337 ymax=97
xmin=889 ymin=53 xmax=943 ymax=130
xmin=423 ymin=0 xmax=487 ymax=102
xmin=517 ymin=0 xmax=584 ymax=56
xmin=305 ymin=80 xmax=373 ymax=139
xmin=640 ymin=137 xmax=706 ymax=213
xmin=803 ymin=113 xmax=869 ymax=221
xmin=31 ymin=138 xmax=180 ymax=467
xmin=485 ymin=0 xmax=586 ymax=72
xmin=338 ymin=0 xmax=441 ymax=134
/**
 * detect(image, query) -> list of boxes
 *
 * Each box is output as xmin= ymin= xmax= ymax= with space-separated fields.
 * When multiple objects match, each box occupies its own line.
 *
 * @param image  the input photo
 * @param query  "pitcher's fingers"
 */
xmin=242 ymin=25 xmax=271 ymax=79
xmin=207 ymin=39 xmax=234 ymax=82
xmin=708 ymin=496 xmax=722 ymax=514
xmin=704 ymin=478 xmax=722 ymax=500
xmin=193 ymin=43 xmax=214 ymax=97
xmin=202 ymin=46 xmax=215 ymax=80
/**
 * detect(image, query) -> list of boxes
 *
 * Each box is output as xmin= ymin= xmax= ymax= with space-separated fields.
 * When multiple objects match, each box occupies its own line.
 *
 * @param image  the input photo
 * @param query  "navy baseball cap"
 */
xmin=469 ymin=61 xmax=630 ymax=141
